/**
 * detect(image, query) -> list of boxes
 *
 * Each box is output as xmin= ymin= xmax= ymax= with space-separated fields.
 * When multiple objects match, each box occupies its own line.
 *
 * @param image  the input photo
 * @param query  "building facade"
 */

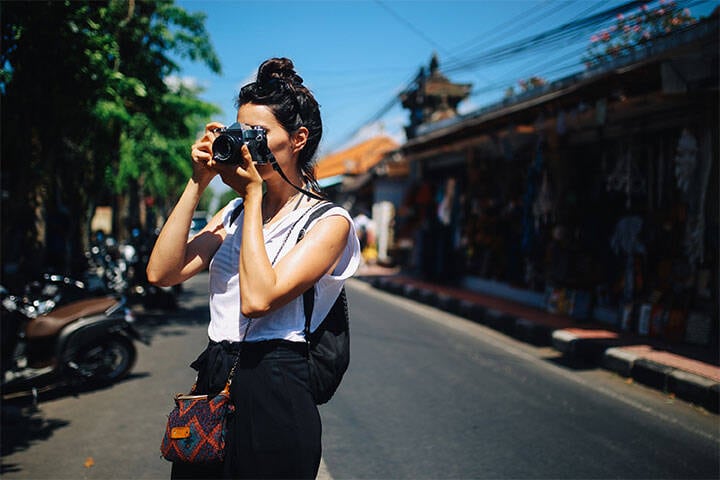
xmin=391 ymin=14 xmax=718 ymax=347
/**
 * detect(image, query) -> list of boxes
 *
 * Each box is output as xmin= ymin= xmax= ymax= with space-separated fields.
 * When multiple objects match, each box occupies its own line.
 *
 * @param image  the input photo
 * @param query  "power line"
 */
xmin=373 ymin=0 xmax=448 ymax=54
xmin=456 ymin=0 xmax=572 ymax=87
xmin=332 ymin=0 xmax=711 ymax=152
xmin=452 ymin=0 xmax=558 ymax=55
xmin=331 ymin=1 xmax=633 ymax=150
xmin=442 ymin=0 xmax=647 ymax=73
xmin=566 ymin=0 xmax=609 ymax=22
xmin=327 ymin=71 xmax=417 ymax=151
xmin=448 ymin=0 xmax=706 ymax=73
xmin=494 ymin=0 xmax=708 ymax=89
xmin=466 ymin=1 xmax=709 ymax=103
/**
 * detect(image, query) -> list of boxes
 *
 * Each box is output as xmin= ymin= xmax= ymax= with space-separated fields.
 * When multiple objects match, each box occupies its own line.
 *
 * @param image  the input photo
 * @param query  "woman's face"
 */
xmin=236 ymin=103 xmax=297 ymax=180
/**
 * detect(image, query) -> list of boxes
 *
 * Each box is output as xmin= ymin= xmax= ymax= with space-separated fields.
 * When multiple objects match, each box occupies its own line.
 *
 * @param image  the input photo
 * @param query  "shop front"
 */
xmin=395 ymin=16 xmax=718 ymax=347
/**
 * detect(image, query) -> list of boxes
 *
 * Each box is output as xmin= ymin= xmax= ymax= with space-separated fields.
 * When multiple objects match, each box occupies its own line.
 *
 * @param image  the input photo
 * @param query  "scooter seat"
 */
xmin=25 ymin=296 xmax=119 ymax=339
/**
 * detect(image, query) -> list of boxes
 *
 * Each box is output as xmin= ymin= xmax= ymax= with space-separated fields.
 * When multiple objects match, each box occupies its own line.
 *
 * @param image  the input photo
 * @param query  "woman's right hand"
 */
xmin=190 ymin=121 xmax=225 ymax=186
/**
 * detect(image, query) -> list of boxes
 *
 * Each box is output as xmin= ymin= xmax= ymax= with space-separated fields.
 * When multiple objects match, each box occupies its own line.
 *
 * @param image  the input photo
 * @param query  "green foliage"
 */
xmin=1 ymin=0 xmax=222 ymax=276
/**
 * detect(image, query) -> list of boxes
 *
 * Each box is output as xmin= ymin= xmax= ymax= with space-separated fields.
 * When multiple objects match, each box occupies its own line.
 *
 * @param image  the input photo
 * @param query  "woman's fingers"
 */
xmin=204 ymin=121 xmax=225 ymax=136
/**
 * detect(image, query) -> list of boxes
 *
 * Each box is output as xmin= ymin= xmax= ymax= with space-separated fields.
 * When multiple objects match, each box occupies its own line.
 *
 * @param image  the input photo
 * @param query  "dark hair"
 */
xmin=236 ymin=57 xmax=323 ymax=192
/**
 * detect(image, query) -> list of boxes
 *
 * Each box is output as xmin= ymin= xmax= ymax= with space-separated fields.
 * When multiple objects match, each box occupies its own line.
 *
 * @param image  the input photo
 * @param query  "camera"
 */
xmin=211 ymin=122 xmax=274 ymax=166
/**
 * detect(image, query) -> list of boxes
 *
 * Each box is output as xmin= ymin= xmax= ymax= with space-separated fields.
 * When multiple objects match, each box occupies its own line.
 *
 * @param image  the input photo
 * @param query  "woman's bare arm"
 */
xmin=146 ymin=121 xmax=227 ymax=287
xmin=239 ymin=203 xmax=350 ymax=318
xmin=146 ymin=181 xmax=226 ymax=287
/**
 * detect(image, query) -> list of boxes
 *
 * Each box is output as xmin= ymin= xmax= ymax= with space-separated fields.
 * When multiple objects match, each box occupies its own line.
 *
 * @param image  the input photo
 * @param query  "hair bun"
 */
xmin=257 ymin=57 xmax=304 ymax=86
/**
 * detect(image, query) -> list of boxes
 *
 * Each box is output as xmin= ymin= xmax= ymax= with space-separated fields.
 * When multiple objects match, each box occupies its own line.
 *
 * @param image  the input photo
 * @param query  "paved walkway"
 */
xmin=354 ymin=264 xmax=719 ymax=413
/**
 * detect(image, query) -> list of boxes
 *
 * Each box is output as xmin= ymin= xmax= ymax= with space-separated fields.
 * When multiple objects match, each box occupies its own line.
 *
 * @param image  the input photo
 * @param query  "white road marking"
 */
xmin=317 ymin=457 xmax=332 ymax=480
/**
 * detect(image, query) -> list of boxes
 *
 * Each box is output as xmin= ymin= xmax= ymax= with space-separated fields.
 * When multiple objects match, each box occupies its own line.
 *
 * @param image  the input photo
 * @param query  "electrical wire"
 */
xmin=452 ymin=0 xmax=558 ymax=55
xmin=447 ymin=0 xmax=705 ymax=74
xmin=373 ymin=0 xmax=449 ymax=54
xmin=330 ymin=1 xmax=638 ymax=149
xmin=486 ymin=0 xmax=708 ymax=93
xmin=330 ymin=0 xmax=712 ymax=152
xmin=443 ymin=0 xmax=648 ymax=73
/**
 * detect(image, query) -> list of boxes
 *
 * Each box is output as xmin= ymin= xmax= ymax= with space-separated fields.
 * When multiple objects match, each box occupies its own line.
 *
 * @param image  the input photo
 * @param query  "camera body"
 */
xmin=211 ymin=122 xmax=274 ymax=166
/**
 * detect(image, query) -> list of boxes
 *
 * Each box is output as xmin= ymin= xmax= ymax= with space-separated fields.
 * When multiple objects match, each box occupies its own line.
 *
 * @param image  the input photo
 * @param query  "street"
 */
xmin=2 ymin=272 xmax=718 ymax=479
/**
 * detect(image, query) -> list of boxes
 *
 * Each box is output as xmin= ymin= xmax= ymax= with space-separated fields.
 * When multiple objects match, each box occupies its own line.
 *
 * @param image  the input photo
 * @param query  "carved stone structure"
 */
xmin=400 ymin=54 xmax=472 ymax=139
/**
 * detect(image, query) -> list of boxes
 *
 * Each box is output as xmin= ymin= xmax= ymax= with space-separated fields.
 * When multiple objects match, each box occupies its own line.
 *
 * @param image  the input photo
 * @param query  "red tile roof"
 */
xmin=314 ymin=136 xmax=399 ymax=179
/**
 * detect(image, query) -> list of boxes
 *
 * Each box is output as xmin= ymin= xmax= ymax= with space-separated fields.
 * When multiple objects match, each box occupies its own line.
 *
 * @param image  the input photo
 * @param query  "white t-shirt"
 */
xmin=207 ymin=197 xmax=361 ymax=343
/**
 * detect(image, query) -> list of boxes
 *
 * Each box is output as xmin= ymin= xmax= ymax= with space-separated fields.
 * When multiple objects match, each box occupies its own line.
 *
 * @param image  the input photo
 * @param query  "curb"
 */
xmin=365 ymin=276 xmax=719 ymax=414
xmin=602 ymin=347 xmax=720 ymax=413
xmin=555 ymin=330 xmax=719 ymax=413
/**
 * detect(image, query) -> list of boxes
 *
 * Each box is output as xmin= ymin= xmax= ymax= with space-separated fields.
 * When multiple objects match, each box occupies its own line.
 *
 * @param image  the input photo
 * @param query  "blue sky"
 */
xmin=173 ymin=0 xmax=717 ymax=158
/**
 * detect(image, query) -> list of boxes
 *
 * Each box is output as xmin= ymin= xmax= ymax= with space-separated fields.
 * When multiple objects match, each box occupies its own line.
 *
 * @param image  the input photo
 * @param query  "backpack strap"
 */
xmin=296 ymin=202 xmax=336 ymax=243
xmin=296 ymin=202 xmax=338 ymax=339
xmin=228 ymin=200 xmax=245 ymax=225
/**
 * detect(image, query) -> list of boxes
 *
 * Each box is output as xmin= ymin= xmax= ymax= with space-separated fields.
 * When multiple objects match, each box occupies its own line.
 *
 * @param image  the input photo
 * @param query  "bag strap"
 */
xmin=221 ymin=200 xmax=330 ymax=392
xmin=220 ymin=321 xmax=250 ymax=395
xmin=229 ymin=200 xmax=245 ymax=225
xmin=199 ymin=200 xmax=245 ymax=396
xmin=295 ymin=202 xmax=338 ymax=340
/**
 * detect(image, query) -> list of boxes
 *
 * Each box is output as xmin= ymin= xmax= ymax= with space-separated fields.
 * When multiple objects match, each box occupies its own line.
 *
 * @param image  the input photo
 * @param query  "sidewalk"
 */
xmin=354 ymin=265 xmax=719 ymax=414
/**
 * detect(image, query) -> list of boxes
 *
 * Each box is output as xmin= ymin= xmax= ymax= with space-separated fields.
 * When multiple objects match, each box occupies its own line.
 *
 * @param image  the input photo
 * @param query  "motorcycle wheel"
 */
xmin=71 ymin=335 xmax=136 ymax=385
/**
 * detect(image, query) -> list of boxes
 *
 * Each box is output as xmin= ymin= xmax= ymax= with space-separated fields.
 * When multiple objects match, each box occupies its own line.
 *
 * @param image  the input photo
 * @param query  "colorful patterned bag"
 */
xmin=160 ymin=381 xmax=235 ymax=464
xmin=161 ymin=318 xmax=251 ymax=465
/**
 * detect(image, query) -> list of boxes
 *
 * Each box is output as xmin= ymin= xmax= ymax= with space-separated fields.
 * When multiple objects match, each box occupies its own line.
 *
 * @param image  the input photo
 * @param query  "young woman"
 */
xmin=147 ymin=57 xmax=360 ymax=479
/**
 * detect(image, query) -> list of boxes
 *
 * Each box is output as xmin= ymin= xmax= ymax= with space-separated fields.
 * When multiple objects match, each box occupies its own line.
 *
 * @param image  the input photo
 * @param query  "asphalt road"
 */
xmin=1 ymin=272 xmax=718 ymax=479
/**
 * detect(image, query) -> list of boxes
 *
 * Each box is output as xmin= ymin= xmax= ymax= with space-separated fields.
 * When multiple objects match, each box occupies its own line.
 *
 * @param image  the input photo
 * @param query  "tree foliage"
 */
xmin=1 ymin=0 xmax=221 ymax=282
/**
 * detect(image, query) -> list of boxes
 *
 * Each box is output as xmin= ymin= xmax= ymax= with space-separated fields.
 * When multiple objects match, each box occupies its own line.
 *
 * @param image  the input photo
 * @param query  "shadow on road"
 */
xmin=545 ymin=354 xmax=600 ymax=371
xmin=0 ymin=289 xmax=208 ymax=469
xmin=134 ymin=294 xmax=210 ymax=341
xmin=1 ymin=402 xmax=69 ymax=471
xmin=0 ymin=369 xmax=154 ymax=466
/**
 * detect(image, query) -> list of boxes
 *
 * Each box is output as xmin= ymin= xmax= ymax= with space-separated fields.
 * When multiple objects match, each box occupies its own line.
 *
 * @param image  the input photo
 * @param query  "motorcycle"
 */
xmin=1 ymin=285 xmax=148 ymax=401
xmin=87 ymin=228 xmax=177 ymax=310
xmin=21 ymin=273 xmax=90 ymax=314
xmin=85 ymin=231 xmax=128 ymax=295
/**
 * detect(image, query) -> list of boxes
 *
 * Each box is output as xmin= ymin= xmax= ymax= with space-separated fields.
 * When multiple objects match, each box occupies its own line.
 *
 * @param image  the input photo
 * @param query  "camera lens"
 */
xmin=212 ymin=135 xmax=241 ymax=163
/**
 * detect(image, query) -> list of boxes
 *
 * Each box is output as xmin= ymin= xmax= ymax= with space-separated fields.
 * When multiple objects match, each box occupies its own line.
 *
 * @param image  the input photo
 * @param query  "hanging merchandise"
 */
xmin=567 ymin=108 xmax=579 ymax=131
xmin=437 ymin=177 xmax=457 ymax=226
xmin=521 ymin=140 xmax=544 ymax=254
xmin=595 ymin=98 xmax=607 ymax=126
xmin=556 ymin=110 xmax=567 ymax=135
xmin=502 ymin=125 xmax=516 ymax=161
xmin=532 ymin=170 xmax=554 ymax=229
xmin=656 ymin=145 xmax=665 ymax=207
xmin=674 ymin=129 xmax=698 ymax=193
xmin=611 ymin=216 xmax=646 ymax=303
xmin=674 ymin=128 xmax=711 ymax=269
xmin=637 ymin=303 xmax=653 ymax=336
xmin=606 ymin=149 xmax=646 ymax=209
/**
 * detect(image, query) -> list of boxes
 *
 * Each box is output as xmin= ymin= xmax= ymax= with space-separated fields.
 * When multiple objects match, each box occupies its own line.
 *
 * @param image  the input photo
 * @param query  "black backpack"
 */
xmin=230 ymin=201 xmax=350 ymax=405
xmin=297 ymin=203 xmax=350 ymax=405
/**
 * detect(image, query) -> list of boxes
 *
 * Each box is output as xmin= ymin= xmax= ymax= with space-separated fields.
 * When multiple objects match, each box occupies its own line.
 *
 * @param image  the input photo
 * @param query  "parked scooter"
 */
xmin=85 ymin=230 xmax=128 ymax=295
xmin=21 ymin=273 xmax=90 ymax=314
xmin=1 ymin=285 xmax=147 ymax=401
xmin=123 ymin=228 xmax=178 ymax=310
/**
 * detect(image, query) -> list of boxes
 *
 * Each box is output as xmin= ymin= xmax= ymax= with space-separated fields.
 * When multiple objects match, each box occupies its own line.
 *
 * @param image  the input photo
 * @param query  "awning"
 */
xmin=341 ymin=172 xmax=375 ymax=192
xmin=318 ymin=174 xmax=344 ymax=188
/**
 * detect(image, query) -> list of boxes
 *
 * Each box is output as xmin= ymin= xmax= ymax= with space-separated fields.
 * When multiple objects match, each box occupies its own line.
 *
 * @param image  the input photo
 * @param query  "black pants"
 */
xmin=171 ymin=340 xmax=321 ymax=479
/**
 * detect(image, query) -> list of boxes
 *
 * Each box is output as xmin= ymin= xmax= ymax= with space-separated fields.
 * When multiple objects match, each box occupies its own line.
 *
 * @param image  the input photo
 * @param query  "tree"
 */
xmin=1 ymin=0 xmax=220 ymax=284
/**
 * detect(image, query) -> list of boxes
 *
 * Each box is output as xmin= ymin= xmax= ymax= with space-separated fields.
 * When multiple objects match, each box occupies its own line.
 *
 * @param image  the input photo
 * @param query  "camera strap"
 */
xmin=270 ymin=157 xmax=327 ymax=202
